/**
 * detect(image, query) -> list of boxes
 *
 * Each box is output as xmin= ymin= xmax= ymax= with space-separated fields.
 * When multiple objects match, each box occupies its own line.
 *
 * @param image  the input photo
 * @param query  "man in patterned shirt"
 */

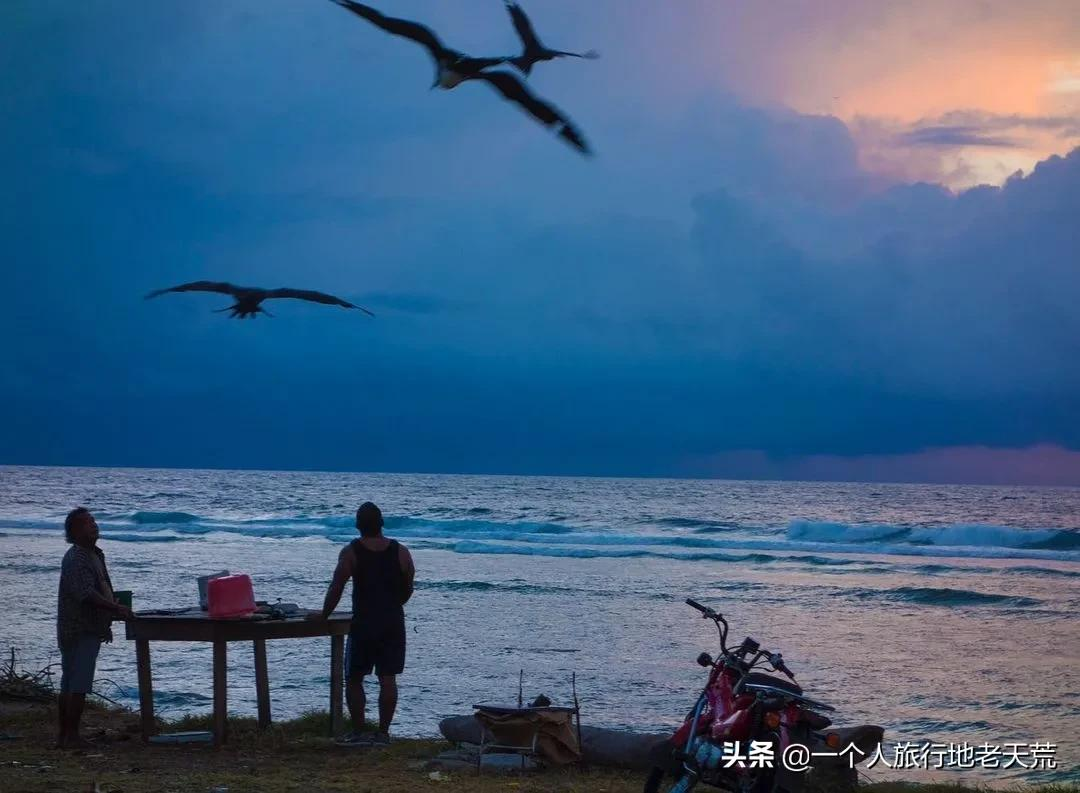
xmin=56 ymin=507 xmax=132 ymax=749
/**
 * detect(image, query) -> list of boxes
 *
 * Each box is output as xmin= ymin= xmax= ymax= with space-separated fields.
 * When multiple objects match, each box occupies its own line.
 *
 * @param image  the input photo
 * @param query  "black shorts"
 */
xmin=346 ymin=620 xmax=406 ymax=678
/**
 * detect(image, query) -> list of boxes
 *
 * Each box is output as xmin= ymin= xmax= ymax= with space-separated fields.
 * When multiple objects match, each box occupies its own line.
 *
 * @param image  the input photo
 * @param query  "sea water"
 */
xmin=1 ymin=465 xmax=1077 ymax=784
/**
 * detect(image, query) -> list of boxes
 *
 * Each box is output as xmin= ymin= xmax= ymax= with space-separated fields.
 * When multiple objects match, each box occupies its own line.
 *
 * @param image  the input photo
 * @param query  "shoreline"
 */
xmin=1 ymin=699 xmax=1076 ymax=793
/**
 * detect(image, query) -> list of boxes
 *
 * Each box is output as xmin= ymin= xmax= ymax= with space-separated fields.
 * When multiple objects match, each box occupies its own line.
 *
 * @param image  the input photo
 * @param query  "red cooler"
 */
xmin=207 ymin=574 xmax=256 ymax=618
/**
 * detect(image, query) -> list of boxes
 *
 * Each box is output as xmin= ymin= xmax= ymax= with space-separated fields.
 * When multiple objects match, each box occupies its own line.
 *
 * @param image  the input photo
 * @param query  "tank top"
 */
xmin=349 ymin=538 xmax=406 ymax=627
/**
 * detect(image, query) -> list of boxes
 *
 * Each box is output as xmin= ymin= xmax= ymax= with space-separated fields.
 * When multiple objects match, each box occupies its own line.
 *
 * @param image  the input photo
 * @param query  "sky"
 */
xmin=2 ymin=0 xmax=1079 ymax=484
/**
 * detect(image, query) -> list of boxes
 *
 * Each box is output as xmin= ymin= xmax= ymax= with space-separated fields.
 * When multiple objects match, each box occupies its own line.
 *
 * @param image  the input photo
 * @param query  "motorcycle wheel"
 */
xmin=644 ymin=739 xmax=686 ymax=793
xmin=643 ymin=766 xmax=667 ymax=793
xmin=643 ymin=768 xmax=698 ymax=793
xmin=748 ymin=769 xmax=778 ymax=793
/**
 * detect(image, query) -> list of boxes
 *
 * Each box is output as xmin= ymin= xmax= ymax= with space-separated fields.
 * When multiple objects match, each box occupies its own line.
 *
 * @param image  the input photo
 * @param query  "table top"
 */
xmin=125 ymin=607 xmax=352 ymax=642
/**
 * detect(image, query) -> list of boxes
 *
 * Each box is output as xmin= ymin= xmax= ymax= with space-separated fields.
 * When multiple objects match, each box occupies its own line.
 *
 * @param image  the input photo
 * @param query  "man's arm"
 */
xmin=399 ymin=544 xmax=415 ymax=604
xmin=313 ymin=546 xmax=353 ymax=619
xmin=85 ymin=589 xmax=132 ymax=619
xmin=67 ymin=552 xmax=132 ymax=619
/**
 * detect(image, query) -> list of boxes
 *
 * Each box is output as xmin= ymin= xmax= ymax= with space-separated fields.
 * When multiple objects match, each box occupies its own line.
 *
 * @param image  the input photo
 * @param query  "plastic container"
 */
xmin=198 ymin=570 xmax=231 ymax=609
xmin=207 ymin=574 xmax=256 ymax=619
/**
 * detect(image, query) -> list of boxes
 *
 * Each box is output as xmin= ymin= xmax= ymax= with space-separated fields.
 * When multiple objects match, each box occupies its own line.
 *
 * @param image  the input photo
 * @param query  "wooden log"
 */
xmin=135 ymin=639 xmax=154 ymax=742
xmin=329 ymin=634 xmax=344 ymax=738
xmin=254 ymin=639 xmax=271 ymax=730
xmin=213 ymin=640 xmax=227 ymax=747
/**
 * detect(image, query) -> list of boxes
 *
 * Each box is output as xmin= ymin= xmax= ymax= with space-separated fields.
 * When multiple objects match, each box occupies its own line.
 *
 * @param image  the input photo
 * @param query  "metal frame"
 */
xmin=472 ymin=704 xmax=581 ymax=773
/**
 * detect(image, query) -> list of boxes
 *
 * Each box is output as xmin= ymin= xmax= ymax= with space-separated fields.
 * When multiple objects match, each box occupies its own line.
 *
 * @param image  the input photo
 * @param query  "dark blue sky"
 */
xmin=3 ymin=1 xmax=1079 ymax=482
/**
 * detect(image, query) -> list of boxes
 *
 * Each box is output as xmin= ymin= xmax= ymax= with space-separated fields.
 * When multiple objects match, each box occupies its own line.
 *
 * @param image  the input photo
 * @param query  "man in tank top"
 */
xmin=310 ymin=501 xmax=415 ymax=744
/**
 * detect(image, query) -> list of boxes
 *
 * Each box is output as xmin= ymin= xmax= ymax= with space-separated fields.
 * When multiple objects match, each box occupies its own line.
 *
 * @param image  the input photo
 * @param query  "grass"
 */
xmin=0 ymin=698 xmax=1076 ymax=793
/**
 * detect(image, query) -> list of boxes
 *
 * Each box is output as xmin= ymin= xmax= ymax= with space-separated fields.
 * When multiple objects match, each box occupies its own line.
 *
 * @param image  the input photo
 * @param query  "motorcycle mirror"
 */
xmin=696 ymin=652 xmax=714 ymax=667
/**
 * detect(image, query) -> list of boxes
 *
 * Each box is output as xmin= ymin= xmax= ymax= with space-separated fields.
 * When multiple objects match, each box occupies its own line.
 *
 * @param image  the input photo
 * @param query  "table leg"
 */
xmin=254 ymin=639 xmax=271 ymax=730
xmin=213 ymin=640 xmax=227 ymax=748
xmin=329 ymin=634 xmax=344 ymax=738
xmin=135 ymin=639 xmax=154 ymax=742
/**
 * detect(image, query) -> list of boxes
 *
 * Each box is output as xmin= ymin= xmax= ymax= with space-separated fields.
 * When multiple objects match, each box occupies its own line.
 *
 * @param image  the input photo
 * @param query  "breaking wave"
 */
xmin=2 ymin=511 xmax=1077 ymax=563
xmin=849 ymin=586 xmax=1041 ymax=608
xmin=786 ymin=521 xmax=1080 ymax=553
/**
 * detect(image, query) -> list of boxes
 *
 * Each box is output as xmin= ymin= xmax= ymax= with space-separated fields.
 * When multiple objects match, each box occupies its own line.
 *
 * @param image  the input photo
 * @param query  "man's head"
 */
xmin=356 ymin=502 xmax=384 ymax=538
xmin=65 ymin=507 xmax=99 ymax=546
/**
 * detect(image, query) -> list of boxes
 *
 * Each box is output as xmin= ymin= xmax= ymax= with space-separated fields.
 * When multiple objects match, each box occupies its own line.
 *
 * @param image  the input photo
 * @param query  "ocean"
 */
xmin=1 ymin=465 xmax=1077 ymax=784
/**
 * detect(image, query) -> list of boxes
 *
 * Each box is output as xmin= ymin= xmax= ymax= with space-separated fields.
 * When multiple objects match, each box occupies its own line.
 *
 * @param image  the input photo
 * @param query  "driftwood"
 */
xmin=440 ymin=715 xmax=668 ymax=770
xmin=440 ymin=715 xmax=884 ymax=775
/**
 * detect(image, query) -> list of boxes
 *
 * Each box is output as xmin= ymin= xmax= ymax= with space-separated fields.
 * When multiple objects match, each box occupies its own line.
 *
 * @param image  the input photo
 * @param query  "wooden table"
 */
xmin=125 ymin=609 xmax=352 ymax=747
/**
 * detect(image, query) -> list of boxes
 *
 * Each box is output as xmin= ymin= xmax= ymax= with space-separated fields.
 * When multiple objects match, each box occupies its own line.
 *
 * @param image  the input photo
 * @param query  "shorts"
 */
xmin=346 ymin=620 xmax=406 ymax=678
xmin=59 ymin=634 xmax=102 ymax=694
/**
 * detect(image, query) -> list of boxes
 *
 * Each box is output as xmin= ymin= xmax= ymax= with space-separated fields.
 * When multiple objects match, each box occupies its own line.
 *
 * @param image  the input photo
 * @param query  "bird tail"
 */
xmin=560 ymin=49 xmax=598 ymax=60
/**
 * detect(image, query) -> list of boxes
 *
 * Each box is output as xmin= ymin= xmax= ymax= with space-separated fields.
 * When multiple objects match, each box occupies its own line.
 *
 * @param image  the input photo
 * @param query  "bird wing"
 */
xmin=504 ymin=1 xmax=543 ymax=52
xmin=330 ymin=0 xmax=447 ymax=57
xmin=265 ymin=288 xmax=375 ymax=316
xmin=470 ymin=71 xmax=591 ymax=155
xmin=145 ymin=281 xmax=244 ymax=300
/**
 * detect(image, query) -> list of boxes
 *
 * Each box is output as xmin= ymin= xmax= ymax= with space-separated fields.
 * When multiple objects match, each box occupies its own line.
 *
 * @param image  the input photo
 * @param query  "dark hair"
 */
xmin=356 ymin=502 xmax=384 ymax=538
xmin=64 ymin=507 xmax=91 ymax=543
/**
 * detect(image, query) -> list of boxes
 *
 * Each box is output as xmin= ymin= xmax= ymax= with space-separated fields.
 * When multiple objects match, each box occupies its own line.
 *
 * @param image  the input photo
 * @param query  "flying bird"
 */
xmin=329 ymin=0 xmax=506 ymax=88
xmin=144 ymin=281 xmax=374 ymax=319
xmin=470 ymin=70 xmax=590 ymax=155
xmin=503 ymin=1 xmax=599 ymax=75
xmin=329 ymin=0 xmax=591 ymax=155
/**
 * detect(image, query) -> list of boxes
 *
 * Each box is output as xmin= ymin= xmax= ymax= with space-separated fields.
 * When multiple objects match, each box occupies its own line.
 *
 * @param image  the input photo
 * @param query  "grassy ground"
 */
xmin=1 ymin=699 xmax=1076 ymax=793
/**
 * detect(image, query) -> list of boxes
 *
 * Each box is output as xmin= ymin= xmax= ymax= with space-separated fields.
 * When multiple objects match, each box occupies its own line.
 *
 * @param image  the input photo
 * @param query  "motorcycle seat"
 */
xmin=743 ymin=672 xmax=803 ymax=695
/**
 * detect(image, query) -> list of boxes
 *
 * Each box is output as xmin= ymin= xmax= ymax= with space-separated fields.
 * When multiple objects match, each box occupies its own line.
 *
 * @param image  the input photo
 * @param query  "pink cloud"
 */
xmin=687 ymin=444 xmax=1080 ymax=486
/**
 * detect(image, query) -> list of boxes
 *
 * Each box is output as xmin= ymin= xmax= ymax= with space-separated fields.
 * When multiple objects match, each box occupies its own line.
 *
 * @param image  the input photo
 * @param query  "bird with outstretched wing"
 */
xmin=330 ymin=0 xmax=507 ymax=87
xmin=328 ymin=0 xmax=592 ymax=154
xmin=503 ymin=1 xmax=599 ymax=75
xmin=468 ymin=71 xmax=591 ymax=155
xmin=145 ymin=281 xmax=374 ymax=319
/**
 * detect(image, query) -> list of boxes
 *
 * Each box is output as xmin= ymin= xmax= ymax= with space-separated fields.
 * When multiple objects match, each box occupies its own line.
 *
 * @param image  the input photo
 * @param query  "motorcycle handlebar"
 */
xmin=686 ymin=599 xmax=722 ymax=621
xmin=686 ymin=598 xmax=710 ymax=614
xmin=769 ymin=652 xmax=796 ymax=680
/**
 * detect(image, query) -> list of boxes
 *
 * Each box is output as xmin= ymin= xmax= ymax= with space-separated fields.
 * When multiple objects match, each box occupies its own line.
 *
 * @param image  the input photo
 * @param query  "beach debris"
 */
xmin=427 ymin=770 xmax=449 ymax=782
xmin=149 ymin=731 xmax=213 ymax=744
xmin=1 ymin=648 xmax=55 ymax=702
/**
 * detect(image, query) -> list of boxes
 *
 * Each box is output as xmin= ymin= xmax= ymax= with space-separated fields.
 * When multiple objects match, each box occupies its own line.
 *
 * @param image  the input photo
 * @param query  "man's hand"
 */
xmin=114 ymin=604 xmax=134 ymax=621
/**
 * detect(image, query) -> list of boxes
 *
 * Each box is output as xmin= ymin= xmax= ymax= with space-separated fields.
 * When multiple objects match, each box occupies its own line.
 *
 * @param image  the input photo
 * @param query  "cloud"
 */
xmin=852 ymin=111 xmax=1080 ymax=186
xmin=684 ymin=444 xmax=1080 ymax=486
xmin=1 ymin=1 xmax=1078 ymax=480
xmin=898 ymin=126 xmax=1019 ymax=148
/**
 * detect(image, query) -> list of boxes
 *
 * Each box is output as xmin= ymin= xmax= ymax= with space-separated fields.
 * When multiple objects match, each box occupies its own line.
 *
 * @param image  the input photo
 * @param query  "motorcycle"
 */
xmin=644 ymin=599 xmax=844 ymax=793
